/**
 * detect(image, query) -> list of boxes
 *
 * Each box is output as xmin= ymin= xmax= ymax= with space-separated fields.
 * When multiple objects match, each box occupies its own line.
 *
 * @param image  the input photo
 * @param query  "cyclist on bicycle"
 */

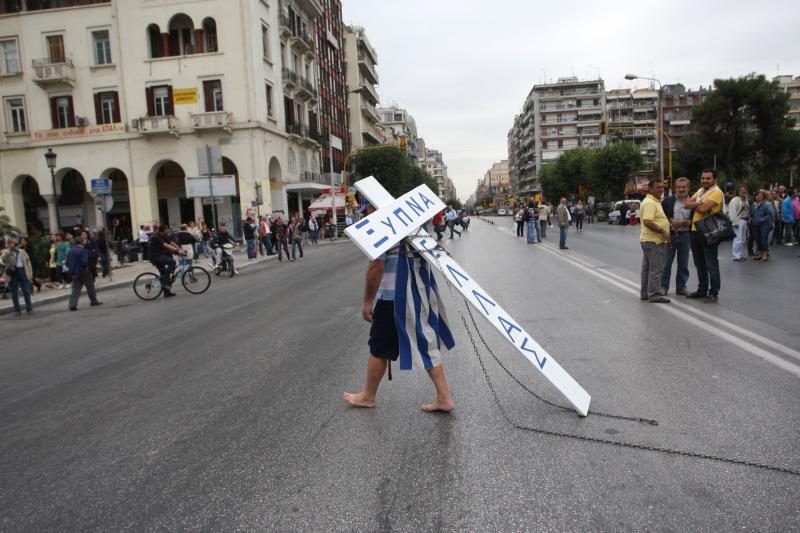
xmin=149 ymin=224 xmax=185 ymax=298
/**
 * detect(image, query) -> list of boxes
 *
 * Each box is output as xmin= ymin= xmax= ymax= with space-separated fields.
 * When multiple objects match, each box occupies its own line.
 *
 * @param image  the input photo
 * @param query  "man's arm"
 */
xmin=362 ymin=259 xmax=385 ymax=323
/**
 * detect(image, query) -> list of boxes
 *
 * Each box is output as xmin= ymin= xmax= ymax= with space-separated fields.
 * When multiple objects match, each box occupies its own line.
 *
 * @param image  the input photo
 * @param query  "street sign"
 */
xmin=330 ymin=135 xmax=343 ymax=151
xmin=91 ymin=178 xmax=111 ymax=195
xmin=350 ymin=176 xmax=591 ymax=416
xmin=196 ymin=145 xmax=223 ymax=175
xmin=345 ymin=183 xmax=445 ymax=260
xmin=185 ymin=175 xmax=237 ymax=197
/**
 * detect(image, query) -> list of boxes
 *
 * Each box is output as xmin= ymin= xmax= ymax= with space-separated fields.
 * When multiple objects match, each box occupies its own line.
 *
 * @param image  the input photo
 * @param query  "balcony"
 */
xmin=361 ymin=102 xmax=381 ymax=124
xmin=279 ymin=13 xmax=292 ymax=39
xmin=358 ymin=36 xmax=378 ymax=65
xmin=359 ymin=82 xmax=379 ymax=104
xmin=137 ymin=115 xmax=179 ymax=137
xmin=190 ymin=111 xmax=232 ymax=134
xmin=296 ymin=77 xmax=318 ymax=101
xmin=286 ymin=123 xmax=321 ymax=147
xmin=362 ymin=127 xmax=384 ymax=145
xmin=296 ymin=0 xmax=323 ymax=18
xmin=282 ymin=67 xmax=298 ymax=89
xmin=32 ymin=58 xmax=75 ymax=88
xmin=301 ymin=171 xmax=325 ymax=184
xmin=291 ymin=31 xmax=314 ymax=54
xmin=358 ymin=55 xmax=378 ymax=84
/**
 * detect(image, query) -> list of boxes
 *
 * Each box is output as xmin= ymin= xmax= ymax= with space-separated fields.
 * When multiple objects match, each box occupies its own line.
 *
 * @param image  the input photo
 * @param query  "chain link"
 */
xmin=402 ymin=230 xmax=800 ymax=477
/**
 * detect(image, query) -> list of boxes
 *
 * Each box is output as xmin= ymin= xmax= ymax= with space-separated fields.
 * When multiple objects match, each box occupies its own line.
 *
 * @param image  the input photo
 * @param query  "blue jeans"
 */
xmin=559 ymin=226 xmax=568 ymax=248
xmin=690 ymin=232 xmax=720 ymax=296
xmin=9 ymin=269 xmax=33 ymax=313
xmin=661 ymin=231 xmax=690 ymax=291
xmin=202 ymin=240 xmax=211 ymax=258
xmin=310 ymin=229 xmax=319 ymax=244
xmin=753 ymin=224 xmax=772 ymax=252
xmin=246 ymin=239 xmax=256 ymax=259
xmin=526 ymin=220 xmax=538 ymax=243
xmin=291 ymin=238 xmax=303 ymax=259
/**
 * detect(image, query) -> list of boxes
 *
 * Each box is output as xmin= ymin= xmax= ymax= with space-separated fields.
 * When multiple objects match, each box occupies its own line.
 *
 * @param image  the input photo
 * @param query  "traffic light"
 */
xmin=399 ymin=137 xmax=407 ymax=151
xmin=599 ymin=121 xmax=607 ymax=135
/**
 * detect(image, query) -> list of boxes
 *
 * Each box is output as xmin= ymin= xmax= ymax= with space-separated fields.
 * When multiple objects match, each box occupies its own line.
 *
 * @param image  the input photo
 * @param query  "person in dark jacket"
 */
xmin=243 ymin=217 xmax=257 ymax=260
xmin=750 ymin=190 xmax=775 ymax=261
xmin=271 ymin=216 xmax=290 ymax=261
xmin=66 ymin=231 xmax=102 ymax=311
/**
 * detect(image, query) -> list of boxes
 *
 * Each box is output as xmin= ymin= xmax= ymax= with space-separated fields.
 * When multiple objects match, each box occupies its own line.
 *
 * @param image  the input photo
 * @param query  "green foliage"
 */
xmin=0 ymin=206 xmax=19 ymax=237
xmin=349 ymin=147 xmax=437 ymax=199
xmin=446 ymin=198 xmax=463 ymax=210
xmin=678 ymin=74 xmax=800 ymax=184
xmin=539 ymin=143 xmax=642 ymax=201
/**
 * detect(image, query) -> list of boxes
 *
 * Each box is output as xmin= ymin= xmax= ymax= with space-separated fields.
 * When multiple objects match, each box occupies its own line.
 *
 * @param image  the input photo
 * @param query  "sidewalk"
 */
xmin=1 ymin=239 xmax=347 ymax=315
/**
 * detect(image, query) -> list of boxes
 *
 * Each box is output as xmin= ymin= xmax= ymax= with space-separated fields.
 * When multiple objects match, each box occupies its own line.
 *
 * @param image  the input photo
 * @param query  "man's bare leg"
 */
xmin=421 ymin=364 xmax=455 ymax=412
xmin=344 ymin=355 xmax=387 ymax=408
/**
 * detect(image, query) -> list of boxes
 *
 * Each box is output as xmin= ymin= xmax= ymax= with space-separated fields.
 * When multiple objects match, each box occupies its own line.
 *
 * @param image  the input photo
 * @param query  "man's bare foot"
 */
xmin=343 ymin=391 xmax=376 ymax=408
xmin=421 ymin=399 xmax=455 ymax=413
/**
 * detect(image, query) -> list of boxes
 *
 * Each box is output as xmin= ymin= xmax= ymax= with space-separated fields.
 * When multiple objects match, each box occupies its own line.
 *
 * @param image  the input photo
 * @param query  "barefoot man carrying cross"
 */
xmin=344 ymin=204 xmax=456 ymax=412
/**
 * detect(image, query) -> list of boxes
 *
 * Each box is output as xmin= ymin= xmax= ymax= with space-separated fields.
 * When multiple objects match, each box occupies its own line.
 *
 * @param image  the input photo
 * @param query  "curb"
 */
xmin=0 ymin=239 xmax=351 ymax=316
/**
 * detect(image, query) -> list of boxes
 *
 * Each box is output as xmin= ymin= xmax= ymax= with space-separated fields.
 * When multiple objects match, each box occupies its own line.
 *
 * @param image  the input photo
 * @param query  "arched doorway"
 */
xmin=11 ymin=176 xmax=47 ymax=235
xmin=211 ymin=157 xmax=242 ymax=237
xmin=101 ymin=168 xmax=133 ymax=241
xmin=268 ymin=156 xmax=284 ymax=215
xmin=151 ymin=160 xmax=187 ymax=227
xmin=57 ymin=169 xmax=92 ymax=231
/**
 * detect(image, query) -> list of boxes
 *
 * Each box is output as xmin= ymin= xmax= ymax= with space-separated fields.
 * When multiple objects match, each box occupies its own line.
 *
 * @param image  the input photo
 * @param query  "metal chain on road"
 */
xmin=401 ymin=228 xmax=800 ymax=477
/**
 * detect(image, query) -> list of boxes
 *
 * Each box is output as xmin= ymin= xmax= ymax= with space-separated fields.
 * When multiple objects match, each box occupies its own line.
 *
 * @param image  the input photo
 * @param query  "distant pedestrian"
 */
xmin=290 ymin=216 xmax=304 ymax=261
xmin=138 ymin=225 xmax=150 ymax=261
xmin=272 ymin=216 xmax=290 ymax=261
xmin=525 ymin=202 xmax=538 ymax=244
xmin=538 ymin=201 xmax=550 ymax=239
xmin=308 ymin=216 xmax=319 ymax=244
xmin=445 ymin=205 xmax=461 ymax=239
xmin=0 ymin=237 xmax=34 ymax=316
xmin=201 ymin=222 xmax=212 ymax=258
xmin=574 ymin=200 xmax=585 ymax=232
xmin=97 ymin=230 xmax=112 ymax=279
xmin=243 ymin=217 xmax=257 ymax=260
xmin=729 ymin=186 xmax=750 ymax=261
xmin=54 ymin=233 xmax=70 ymax=289
xmin=432 ymin=210 xmax=445 ymax=241
xmin=640 ymin=178 xmax=671 ymax=303
xmin=781 ymin=191 xmax=796 ymax=246
xmin=515 ymin=206 xmax=525 ymax=237
xmin=66 ymin=232 xmax=103 ymax=311
xmin=684 ymin=169 xmax=724 ymax=303
xmin=660 ymin=177 xmax=692 ymax=295
xmin=556 ymin=197 xmax=570 ymax=249
xmin=750 ymin=190 xmax=775 ymax=262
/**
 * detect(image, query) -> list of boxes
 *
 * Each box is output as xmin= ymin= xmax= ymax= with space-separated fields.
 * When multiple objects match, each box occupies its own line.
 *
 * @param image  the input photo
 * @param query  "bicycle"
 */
xmin=133 ymin=257 xmax=211 ymax=300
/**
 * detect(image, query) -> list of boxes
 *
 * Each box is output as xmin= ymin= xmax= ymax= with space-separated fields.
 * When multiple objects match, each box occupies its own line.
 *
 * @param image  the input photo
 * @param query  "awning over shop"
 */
xmin=308 ymin=193 xmax=347 ymax=212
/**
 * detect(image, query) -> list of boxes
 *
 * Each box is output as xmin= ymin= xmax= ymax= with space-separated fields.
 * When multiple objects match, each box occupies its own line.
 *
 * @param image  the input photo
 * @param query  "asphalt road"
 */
xmin=0 ymin=223 xmax=798 ymax=531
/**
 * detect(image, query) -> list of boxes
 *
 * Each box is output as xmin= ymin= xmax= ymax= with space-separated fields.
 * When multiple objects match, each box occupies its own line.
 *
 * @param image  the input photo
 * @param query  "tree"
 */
xmin=587 ymin=142 xmax=643 ymax=199
xmin=0 ymin=206 xmax=19 ymax=237
xmin=348 ymin=146 xmax=437 ymax=199
xmin=539 ymin=148 xmax=593 ymax=201
xmin=446 ymin=198 xmax=462 ymax=210
xmin=679 ymin=74 xmax=800 ymax=184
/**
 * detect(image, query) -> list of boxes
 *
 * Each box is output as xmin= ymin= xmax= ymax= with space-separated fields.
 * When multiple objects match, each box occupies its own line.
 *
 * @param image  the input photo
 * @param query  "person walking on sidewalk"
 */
xmin=290 ymin=216 xmax=304 ymax=261
xmin=574 ymin=200 xmax=585 ymax=232
xmin=243 ymin=217 xmax=258 ymax=260
xmin=557 ymin=198 xmax=570 ymax=249
xmin=640 ymin=178 xmax=671 ymax=303
xmin=0 ymin=237 xmax=34 ymax=316
xmin=445 ymin=205 xmax=461 ymax=239
xmin=272 ymin=216 xmax=290 ymax=261
xmin=66 ymin=232 xmax=103 ymax=311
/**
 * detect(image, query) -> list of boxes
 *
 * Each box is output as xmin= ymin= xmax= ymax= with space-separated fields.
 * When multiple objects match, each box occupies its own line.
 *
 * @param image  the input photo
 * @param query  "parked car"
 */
xmin=594 ymin=202 xmax=610 ymax=222
xmin=497 ymin=208 xmax=507 ymax=216
xmin=608 ymin=200 xmax=641 ymax=224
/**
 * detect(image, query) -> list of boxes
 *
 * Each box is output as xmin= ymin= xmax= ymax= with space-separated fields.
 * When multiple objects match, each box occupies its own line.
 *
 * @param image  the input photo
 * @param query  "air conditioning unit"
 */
xmin=130 ymin=119 xmax=139 ymax=130
xmin=76 ymin=116 xmax=89 ymax=126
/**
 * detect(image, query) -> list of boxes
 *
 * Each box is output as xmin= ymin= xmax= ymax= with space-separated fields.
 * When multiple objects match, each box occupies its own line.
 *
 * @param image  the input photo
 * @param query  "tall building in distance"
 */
xmin=425 ymin=148 xmax=451 ymax=201
xmin=377 ymin=105 xmax=419 ymax=164
xmin=344 ymin=25 xmax=382 ymax=149
xmin=774 ymin=75 xmax=800 ymax=130
xmin=606 ymin=87 xmax=658 ymax=168
xmin=0 ymin=0 xmax=329 ymax=237
xmin=316 ymin=0 xmax=349 ymax=184
xmin=660 ymin=83 xmax=709 ymax=151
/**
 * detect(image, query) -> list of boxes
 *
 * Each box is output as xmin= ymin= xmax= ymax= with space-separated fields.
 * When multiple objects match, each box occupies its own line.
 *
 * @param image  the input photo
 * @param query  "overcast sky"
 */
xmin=342 ymin=0 xmax=800 ymax=200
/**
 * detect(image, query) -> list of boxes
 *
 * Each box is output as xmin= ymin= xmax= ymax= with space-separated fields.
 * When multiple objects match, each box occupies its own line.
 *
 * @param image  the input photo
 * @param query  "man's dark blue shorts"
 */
xmin=368 ymin=299 xmax=399 ymax=360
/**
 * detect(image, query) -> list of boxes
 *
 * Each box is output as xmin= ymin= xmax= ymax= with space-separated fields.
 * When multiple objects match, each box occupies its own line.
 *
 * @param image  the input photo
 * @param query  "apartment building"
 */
xmin=316 ymin=0 xmax=349 ymax=184
xmin=606 ymin=87 xmax=659 ymax=168
xmin=477 ymin=160 xmax=509 ymax=205
xmin=425 ymin=148 xmax=449 ymax=201
xmin=774 ymin=75 xmax=800 ymax=129
xmin=0 ymin=0 xmax=326 ymax=237
xmin=377 ymin=105 xmax=419 ymax=164
xmin=660 ymin=83 xmax=709 ymax=149
xmin=344 ymin=25 xmax=382 ymax=150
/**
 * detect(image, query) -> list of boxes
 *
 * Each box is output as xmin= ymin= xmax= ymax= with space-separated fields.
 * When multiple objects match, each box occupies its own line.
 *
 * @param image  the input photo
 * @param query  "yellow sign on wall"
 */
xmin=173 ymin=88 xmax=198 ymax=105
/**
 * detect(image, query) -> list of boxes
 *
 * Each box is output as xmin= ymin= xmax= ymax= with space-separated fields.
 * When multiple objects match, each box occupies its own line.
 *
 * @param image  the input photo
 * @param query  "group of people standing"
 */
xmin=727 ymin=184 xmax=799 ymax=262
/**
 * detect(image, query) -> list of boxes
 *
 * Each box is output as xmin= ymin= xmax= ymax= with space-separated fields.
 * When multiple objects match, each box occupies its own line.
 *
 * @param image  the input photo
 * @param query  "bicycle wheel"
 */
xmin=182 ymin=266 xmax=211 ymax=295
xmin=133 ymin=272 xmax=162 ymax=300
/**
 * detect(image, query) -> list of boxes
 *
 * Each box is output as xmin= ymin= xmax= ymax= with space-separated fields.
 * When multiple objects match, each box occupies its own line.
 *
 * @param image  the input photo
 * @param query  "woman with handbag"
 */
xmin=0 ymin=237 xmax=34 ymax=316
xmin=750 ymin=190 xmax=775 ymax=262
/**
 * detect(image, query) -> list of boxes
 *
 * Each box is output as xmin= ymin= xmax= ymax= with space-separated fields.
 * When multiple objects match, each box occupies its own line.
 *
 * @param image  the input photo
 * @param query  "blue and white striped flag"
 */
xmin=393 ymin=242 xmax=456 ymax=370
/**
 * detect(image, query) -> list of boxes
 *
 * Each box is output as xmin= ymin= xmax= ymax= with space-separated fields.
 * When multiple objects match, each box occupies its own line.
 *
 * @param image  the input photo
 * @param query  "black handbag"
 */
xmin=696 ymin=213 xmax=734 ymax=245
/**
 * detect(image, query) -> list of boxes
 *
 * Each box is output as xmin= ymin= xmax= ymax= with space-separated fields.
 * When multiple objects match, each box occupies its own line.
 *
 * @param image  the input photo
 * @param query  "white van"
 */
xmin=607 ymin=200 xmax=641 ymax=224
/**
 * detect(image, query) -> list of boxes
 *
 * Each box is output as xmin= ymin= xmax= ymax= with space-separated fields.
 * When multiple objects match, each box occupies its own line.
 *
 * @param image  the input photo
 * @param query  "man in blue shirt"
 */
xmin=66 ymin=231 xmax=102 ymax=311
xmin=445 ymin=205 xmax=461 ymax=239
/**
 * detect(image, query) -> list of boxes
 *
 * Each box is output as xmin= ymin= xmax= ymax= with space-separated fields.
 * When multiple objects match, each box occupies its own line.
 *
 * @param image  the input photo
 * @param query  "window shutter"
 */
xmin=94 ymin=93 xmax=103 ymax=124
xmin=166 ymin=85 xmax=174 ymax=115
xmin=66 ymin=96 xmax=75 ymax=127
xmin=50 ymin=97 xmax=59 ymax=129
xmin=112 ymin=91 xmax=121 ymax=123
xmin=203 ymin=81 xmax=214 ymax=112
xmin=145 ymin=87 xmax=155 ymax=117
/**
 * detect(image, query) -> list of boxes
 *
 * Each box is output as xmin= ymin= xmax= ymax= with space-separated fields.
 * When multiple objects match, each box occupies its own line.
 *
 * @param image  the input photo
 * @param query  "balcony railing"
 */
xmin=361 ymin=102 xmax=381 ymax=123
xmin=359 ymin=82 xmax=379 ymax=104
xmin=190 ymin=111 xmax=232 ymax=134
xmin=296 ymin=77 xmax=318 ymax=100
xmin=292 ymin=31 xmax=314 ymax=53
xmin=301 ymin=171 xmax=325 ymax=184
xmin=32 ymin=58 xmax=75 ymax=87
xmin=358 ymin=56 xmax=378 ymax=84
xmin=287 ymin=123 xmax=322 ymax=145
xmin=282 ymin=67 xmax=298 ymax=88
xmin=137 ymin=115 xmax=179 ymax=137
xmin=279 ymin=13 xmax=292 ymax=38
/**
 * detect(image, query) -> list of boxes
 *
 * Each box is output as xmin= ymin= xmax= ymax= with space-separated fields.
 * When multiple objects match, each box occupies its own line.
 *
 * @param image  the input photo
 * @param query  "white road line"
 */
xmin=481 ymin=219 xmax=800 ymax=377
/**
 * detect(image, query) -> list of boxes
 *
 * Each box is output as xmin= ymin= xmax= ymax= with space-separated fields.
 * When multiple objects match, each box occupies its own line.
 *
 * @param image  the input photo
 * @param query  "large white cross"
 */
xmin=345 ymin=177 xmax=591 ymax=416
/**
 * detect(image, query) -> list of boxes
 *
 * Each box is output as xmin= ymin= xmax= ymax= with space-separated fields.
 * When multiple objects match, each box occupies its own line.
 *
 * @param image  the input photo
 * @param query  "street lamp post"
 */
xmin=44 ymin=147 xmax=59 ymax=231
xmin=625 ymin=73 xmax=663 ymax=180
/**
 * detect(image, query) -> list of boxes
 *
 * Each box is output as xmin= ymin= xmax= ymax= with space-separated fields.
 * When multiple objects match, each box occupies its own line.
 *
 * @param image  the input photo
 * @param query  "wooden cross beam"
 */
xmin=345 ymin=177 xmax=591 ymax=416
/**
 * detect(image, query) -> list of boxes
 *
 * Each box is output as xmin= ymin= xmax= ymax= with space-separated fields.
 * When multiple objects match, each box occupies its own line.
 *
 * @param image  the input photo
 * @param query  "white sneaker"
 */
xmin=785 ymin=243 xmax=794 ymax=247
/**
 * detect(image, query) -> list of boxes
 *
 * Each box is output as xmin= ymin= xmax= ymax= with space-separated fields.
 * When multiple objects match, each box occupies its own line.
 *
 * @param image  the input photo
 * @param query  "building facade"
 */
xmin=344 ymin=25 xmax=382 ymax=150
xmin=0 ymin=0 xmax=329 ymax=237
xmin=774 ymin=75 xmax=800 ymax=129
xmin=377 ymin=105 xmax=418 ymax=164
xmin=660 ymin=83 xmax=709 ymax=150
xmin=316 ymin=0 xmax=349 ymax=185
xmin=606 ymin=87 xmax=658 ymax=168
